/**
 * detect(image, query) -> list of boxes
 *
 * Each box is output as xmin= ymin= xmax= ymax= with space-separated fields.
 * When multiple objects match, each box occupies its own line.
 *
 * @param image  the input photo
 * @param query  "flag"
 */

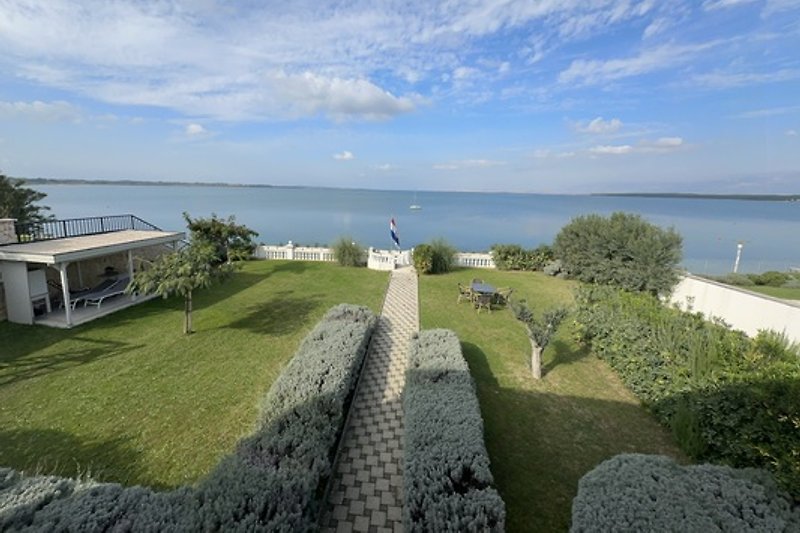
xmin=390 ymin=218 xmax=400 ymax=248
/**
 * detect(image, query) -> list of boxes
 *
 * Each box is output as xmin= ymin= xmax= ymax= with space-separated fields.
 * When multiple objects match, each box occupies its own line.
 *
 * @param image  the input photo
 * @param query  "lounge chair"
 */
xmin=66 ymin=278 xmax=118 ymax=309
xmin=73 ymin=277 xmax=130 ymax=309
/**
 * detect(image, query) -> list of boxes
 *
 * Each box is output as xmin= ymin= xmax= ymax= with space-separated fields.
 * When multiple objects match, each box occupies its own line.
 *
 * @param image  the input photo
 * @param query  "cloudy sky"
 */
xmin=0 ymin=0 xmax=798 ymax=193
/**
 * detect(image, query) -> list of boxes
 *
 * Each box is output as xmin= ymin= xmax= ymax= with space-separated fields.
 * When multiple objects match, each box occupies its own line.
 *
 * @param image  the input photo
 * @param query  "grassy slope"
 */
xmin=419 ymin=269 xmax=683 ymax=532
xmin=0 ymin=260 xmax=387 ymax=489
xmin=745 ymin=285 xmax=800 ymax=301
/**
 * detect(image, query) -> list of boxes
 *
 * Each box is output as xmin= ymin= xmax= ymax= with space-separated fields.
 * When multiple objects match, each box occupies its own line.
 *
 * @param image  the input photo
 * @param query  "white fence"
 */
xmin=670 ymin=274 xmax=800 ymax=343
xmin=254 ymin=243 xmax=496 ymax=271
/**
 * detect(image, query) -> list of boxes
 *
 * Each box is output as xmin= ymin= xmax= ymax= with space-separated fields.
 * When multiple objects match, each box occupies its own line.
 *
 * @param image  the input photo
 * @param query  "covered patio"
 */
xmin=0 ymin=227 xmax=184 ymax=328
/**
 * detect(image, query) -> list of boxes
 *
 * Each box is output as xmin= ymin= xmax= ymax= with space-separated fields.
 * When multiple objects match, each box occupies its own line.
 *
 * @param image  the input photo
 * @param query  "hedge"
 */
xmin=404 ymin=329 xmax=505 ymax=532
xmin=0 ymin=304 xmax=376 ymax=532
xmin=571 ymin=454 xmax=800 ymax=532
xmin=574 ymin=285 xmax=800 ymax=498
xmin=490 ymin=244 xmax=553 ymax=271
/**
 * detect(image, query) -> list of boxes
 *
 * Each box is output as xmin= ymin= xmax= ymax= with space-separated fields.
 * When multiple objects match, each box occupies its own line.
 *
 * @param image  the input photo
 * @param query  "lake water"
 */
xmin=35 ymin=184 xmax=800 ymax=275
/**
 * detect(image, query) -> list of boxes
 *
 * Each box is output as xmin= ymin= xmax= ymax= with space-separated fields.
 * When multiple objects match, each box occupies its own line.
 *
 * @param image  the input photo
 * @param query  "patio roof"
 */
xmin=0 ymin=229 xmax=185 ymax=264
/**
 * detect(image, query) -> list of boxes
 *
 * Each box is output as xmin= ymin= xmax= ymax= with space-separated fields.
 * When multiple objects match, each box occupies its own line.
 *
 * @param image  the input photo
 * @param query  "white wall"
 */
xmin=670 ymin=274 xmax=800 ymax=342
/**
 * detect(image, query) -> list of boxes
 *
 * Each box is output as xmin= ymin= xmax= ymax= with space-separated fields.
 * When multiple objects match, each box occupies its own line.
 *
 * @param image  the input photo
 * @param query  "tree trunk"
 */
xmin=184 ymin=290 xmax=193 ymax=334
xmin=530 ymin=338 xmax=543 ymax=379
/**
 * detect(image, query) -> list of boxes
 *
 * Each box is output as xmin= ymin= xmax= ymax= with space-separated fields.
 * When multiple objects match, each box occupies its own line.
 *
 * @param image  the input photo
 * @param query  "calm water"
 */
xmin=36 ymin=184 xmax=800 ymax=275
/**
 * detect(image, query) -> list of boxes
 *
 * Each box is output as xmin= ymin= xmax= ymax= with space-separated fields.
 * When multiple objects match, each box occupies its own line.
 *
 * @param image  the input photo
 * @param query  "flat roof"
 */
xmin=0 ymin=230 xmax=185 ymax=264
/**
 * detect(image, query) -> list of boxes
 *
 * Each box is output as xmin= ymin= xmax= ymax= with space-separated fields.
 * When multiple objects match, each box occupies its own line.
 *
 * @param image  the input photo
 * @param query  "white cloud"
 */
xmin=787 ymin=129 xmax=799 ymax=136
xmin=732 ymin=106 xmax=800 ymax=118
xmin=590 ymin=144 xmax=634 ymax=155
xmin=185 ymin=123 xmax=207 ymax=137
xmin=575 ymin=117 xmax=623 ymax=134
xmin=703 ymin=0 xmax=758 ymax=11
xmin=559 ymin=42 xmax=722 ymax=86
xmin=0 ymin=100 xmax=81 ymax=122
xmin=433 ymin=159 xmax=505 ymax=169
xmin=691 ymin=68 xmax=800 ymax=89
xmin=375 ymin=163 xmax=394 ymax=170
xmin=333 ymin=151 xmax=355 ymax=161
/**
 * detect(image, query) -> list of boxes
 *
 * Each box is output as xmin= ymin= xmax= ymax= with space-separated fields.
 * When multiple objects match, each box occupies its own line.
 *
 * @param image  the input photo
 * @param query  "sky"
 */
xmin=0 ymin=0 xmax=799 ymax=194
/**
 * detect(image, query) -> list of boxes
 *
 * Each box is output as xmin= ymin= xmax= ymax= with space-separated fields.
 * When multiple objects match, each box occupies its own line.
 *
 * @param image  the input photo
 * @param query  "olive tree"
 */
xmin=553 ymin=211 xmax=682 ymax=295
xmin=511 ymin=300 xmax=568 ymax=379
xmin=183 ymin=212 xmax=258 ymax=263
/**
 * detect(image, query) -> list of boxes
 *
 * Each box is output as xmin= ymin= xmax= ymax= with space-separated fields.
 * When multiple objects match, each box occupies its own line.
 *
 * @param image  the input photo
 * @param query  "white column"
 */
xmin=127 ymin=250 xmax=136 ymax=301
xmin=59 ymin=262 xmax=72 ymax=327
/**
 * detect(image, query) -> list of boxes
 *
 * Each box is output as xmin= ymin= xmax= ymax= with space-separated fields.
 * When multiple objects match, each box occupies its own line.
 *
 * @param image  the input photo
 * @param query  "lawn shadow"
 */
xmin=458 ymin=338 xmax=684 ymax=533
xmin=0 ymin=427 xmax=154 ymax=488
xmin=225 ymin=291 xmax=323 ymax=335
xmin=0 ymin=336 xmax=143 ymax=388
xmin=542 ymin=339 xmax=591 ymax=377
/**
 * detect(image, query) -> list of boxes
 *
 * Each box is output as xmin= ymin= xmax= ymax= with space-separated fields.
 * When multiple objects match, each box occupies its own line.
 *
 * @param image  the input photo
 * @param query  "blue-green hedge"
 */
xmin=0 ymin=304 xmax=376 ymax=532
xmin=404 ymin=329 xmax=505 ymax=532
xmin=571 ymin=454 xmax=800 ymax=532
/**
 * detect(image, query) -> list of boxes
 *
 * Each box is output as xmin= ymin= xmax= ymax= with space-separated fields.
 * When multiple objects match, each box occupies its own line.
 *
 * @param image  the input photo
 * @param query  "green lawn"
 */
xmin=745 ymin=285 xmax=800 ymax=301
xmin=0 ymin=260 xmax=388 ymax=490
xmin=419 ymin=269 xmax=684 ymax=532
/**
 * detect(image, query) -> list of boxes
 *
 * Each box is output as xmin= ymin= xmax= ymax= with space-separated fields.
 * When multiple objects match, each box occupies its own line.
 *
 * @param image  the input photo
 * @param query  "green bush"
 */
xmin=490 ymin=244 xmax=553 ymax=271
xmin=571 ymin=454 xmax=800 ymax=532
xmin=0 ymin=304 xmax=377 ymax=531
xmin=404 ymin=330 xmax=505 ymax=532
xmin=553 ymin=212 xmax=682 ymax=295
xmin=575 ymin=286 xmax=800 ymax=497
xmin=332 ymin=236 xmax=366 ymax=267
xmin=712 ymin=272 xmax=755 ymax=286
xmin=750 ymin=271 xmax=791 ymax=287
xmin=413 ymin=239 xmax=456 ymax=275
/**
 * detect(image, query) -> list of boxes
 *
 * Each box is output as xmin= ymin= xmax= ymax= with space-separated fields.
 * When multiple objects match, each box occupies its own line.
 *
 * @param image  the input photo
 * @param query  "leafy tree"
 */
xmin=332 ymin=236 xmax=365 ymax=267
xmin=126 ymin=243 xmax=234 ymax=334
xmin=414 ymin=238 xmax=457 ymax=274
xmin=511 ymin=300 xmax=568 ymax=379
xmin=0 ymin=174 xmax=53 ymax=224
xmin=183 ymin=212 xmax=258 ymax=264
xmin=553 ymin=211 xmax=682 ymax=295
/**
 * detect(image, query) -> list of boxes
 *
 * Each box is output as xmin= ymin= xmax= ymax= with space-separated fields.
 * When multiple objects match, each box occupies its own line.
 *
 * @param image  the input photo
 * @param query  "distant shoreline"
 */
xmin=15 ymin=178 xmax=800 ymax=200
xmin=594 ymin=192 xmax=800 ymax=202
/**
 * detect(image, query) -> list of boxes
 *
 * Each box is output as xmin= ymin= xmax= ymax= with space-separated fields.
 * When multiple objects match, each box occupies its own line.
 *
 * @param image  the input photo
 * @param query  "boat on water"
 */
xmin=409 ymin=192 xmax=422 ymax=210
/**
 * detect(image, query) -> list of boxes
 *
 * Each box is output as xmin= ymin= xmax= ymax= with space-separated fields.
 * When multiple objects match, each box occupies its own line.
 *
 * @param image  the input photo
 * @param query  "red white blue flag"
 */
xmin=390 ymin=218 xmax=400 ymax=248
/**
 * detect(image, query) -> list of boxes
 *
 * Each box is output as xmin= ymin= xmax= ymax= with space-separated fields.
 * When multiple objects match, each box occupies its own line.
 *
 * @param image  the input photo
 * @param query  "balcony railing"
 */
xmin=6 ymin=215 xmax=162 ymax=245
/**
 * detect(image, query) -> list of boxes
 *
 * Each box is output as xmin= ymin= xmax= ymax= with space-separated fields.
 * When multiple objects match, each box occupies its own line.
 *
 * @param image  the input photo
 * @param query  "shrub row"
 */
xmin=490 ymin=244 xmax=553 ymax=271
xmin=571 ymin=454 xmax=800 ymax=532
xmin=413 ymin=239 xmax=457 ymax=274
xmin=0 ymin=304 xmax=376 ymax=532
xmin=574 ymin=285 xmax=800 ymax=498
xmin=711 ymin=270 xmax=800 ymax=288
xmin=403 ymin=329 xmax=505 ymax=532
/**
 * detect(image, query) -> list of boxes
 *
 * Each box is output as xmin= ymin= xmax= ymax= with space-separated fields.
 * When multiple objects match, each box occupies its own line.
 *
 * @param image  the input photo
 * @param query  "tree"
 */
xmin=126 ymin=243 xmax=234 ymax=334
xmin=553 ymin=211 xmax=683 ymax=295
xmin=332 ymin=236 xmax=365 ymax=267
xmin=0 ymin=174 xmax=53 ymax=224
xmin=183 ymin=212 xmax=258 ymax=263
xmin=512 ymin=300 xmax=568 ymax=379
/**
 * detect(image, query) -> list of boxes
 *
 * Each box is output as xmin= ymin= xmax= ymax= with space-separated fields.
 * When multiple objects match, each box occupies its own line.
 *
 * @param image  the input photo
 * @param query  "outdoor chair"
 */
xmin=494 ymin=287 xmax=513 ymax=307
xmin=474 ymin=293 xmax=492 ymax=313
xmin=471 ymin=278 xmax=484 ymax=284
xmin=73 ymin=277 xmax=130 ymax=309
xmin=66 ymin=278 xmax=118 ymax=309
xmin=457 ymin=282 xmax=473 ymax=303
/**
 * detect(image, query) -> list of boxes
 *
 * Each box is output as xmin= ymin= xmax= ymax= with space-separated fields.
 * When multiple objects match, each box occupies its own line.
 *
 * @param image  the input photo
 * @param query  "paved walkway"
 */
xmin=322 ymin=267 xmax=419 ymax=533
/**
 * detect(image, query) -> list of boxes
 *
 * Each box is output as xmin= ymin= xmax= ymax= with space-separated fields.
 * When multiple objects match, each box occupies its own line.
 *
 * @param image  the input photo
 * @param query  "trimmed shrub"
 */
xmin=575 ymin=285 xmax=800 ymax=497
xmin=0 ymin=304 xmax=376 ymax=531
xmin=332 ymin=236 xmax=366 ymax=267
xmin=712 ymin=272 xmax=755 ymax=286
xmin=750 ymin=271 xmax=790 ymax=287
xmin=542 ymin=259 xmax=565 ymax=277
xmin=404 ymin=330 xmax=505 ymax=532
xmin=413 ymin=239 xmax=456 ymax=274
xmin=490 ymin=244 xmax=553 ymax=271
xmin=571 ymin=454 xmax=800 ymax=532
xmin=553 ymin=212 xmax=682 ymax=295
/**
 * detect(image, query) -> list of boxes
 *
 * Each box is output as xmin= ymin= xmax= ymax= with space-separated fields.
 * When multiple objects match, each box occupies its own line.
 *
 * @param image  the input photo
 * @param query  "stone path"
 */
xmin=322 ymin=267 xmax=419 ymax=533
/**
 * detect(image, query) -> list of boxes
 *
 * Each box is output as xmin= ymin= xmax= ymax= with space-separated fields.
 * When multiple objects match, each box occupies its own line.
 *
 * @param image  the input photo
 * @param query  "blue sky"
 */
xmin=0 ymin=0 xmax=798 ymax=193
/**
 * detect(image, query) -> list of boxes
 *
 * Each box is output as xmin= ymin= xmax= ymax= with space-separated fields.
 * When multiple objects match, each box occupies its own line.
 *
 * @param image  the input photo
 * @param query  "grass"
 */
xmin=418 ymin=269 xmax=684 ymax=532
xmin=745 ymin=285 xmax=800 ymax=301
xmin=0 ymin=260 xmax=388 ymax=490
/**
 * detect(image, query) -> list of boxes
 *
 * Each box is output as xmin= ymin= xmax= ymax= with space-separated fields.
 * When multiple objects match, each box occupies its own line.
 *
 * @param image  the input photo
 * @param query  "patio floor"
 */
xmin=35 ymin=293 xmax=158 ymax=328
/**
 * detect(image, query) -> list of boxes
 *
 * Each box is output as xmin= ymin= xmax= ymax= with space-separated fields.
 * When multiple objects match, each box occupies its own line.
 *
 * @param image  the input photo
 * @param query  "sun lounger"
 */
xmin=73 ymin=277 xmax=130 ymax=309
xmin=67 ymin=278 xmax=118 ymax=309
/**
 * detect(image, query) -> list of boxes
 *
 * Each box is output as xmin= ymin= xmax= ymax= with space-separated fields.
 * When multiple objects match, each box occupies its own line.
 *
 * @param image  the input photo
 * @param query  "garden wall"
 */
xmin=670 ymin=274 xmax=800 ymax=343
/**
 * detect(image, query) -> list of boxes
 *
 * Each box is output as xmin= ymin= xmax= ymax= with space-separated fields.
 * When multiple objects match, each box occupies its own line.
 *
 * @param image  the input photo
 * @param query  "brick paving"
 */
xmin=322 ymin=267 xmax=419 ymax=533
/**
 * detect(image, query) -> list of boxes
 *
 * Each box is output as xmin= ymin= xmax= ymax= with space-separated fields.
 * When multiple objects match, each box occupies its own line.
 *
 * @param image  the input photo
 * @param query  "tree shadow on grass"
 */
xmin=542 ymin=339 xmax=591 ymax=377
xmin=224 ymin=291 xmax=323 ymax=335
xmin=0 ymin=428 xmax=150 ymax=488
xmin=458 ymin=340 xmax=684 ymax=533
xmin=0 ymin=336 xmax=143 ymax=389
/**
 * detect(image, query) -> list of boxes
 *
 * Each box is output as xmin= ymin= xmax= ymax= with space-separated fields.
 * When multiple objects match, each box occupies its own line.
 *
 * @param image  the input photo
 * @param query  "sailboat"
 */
xmin=409 ymin=192 xmax=422 ymax=210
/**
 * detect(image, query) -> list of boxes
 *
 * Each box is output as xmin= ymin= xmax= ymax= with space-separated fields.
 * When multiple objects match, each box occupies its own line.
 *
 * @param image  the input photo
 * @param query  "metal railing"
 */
xmin=7 ymin=215 xmax=162 ymax=245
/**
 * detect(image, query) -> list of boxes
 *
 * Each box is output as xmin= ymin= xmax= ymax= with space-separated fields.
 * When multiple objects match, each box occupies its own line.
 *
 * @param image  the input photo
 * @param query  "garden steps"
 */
xmin=322 ymin=266 xmax=419 ymax=532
